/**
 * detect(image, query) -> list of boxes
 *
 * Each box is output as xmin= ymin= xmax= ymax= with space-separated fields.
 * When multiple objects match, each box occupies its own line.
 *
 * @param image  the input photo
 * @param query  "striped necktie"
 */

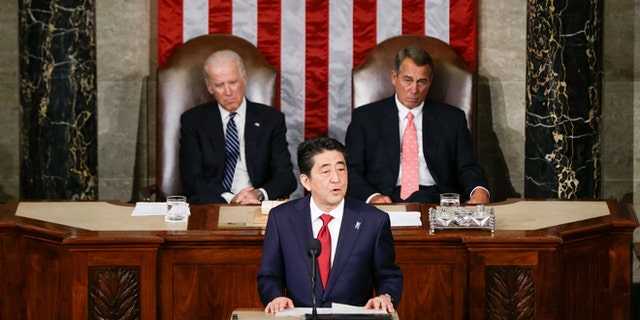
xmin=223 ymin=112 xmax=239 ymax=192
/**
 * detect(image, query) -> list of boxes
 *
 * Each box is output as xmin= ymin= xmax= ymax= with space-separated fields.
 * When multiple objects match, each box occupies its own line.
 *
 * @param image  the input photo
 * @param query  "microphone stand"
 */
xmin=310 ymin=249 xmax=318 ymax=320
xmin=307 ymin=239 xmax=321 ymax=320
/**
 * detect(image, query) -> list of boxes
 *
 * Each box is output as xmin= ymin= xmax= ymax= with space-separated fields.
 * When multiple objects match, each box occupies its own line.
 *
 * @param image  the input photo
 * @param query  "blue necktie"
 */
xmin=223 ymin=112 xmax=239 ymax=192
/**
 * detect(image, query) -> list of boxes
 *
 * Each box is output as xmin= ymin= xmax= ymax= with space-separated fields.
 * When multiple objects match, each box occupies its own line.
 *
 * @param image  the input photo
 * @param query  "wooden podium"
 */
xmin=229 ymin=308 xmax=400 ymax=319
xmin=0 ymin=199 xmax=637 ymax=319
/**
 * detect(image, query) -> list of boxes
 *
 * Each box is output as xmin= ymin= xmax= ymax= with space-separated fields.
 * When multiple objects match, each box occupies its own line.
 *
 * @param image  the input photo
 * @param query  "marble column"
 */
xmin=19 ymin=0 xmax=97 ymax=200
xmin=524 ymin=0 xmax=602 ymax=199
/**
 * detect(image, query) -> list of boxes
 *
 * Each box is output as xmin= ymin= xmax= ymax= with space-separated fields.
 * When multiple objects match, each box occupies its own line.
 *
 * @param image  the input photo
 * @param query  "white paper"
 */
xmin=387 ymin=211 xmax=422 ymax=227
xmin=131 ymin=202 xmax=167 ymax=216
xmin=276 ymin=303 xmax=388 ymax=317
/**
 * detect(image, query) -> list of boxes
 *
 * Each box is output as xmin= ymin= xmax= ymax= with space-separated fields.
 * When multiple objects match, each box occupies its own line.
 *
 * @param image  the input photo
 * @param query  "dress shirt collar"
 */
xmin=394 ymin=94 xmax=424 ymax=119
xmin=310 ymin=197 xmax=344 ymax=223
xmin=218 ymin=97 xmax=247 ymax=120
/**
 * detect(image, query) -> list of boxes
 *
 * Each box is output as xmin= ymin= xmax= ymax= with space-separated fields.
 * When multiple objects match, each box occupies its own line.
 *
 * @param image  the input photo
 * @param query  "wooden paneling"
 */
xmin=0 ymin=200 xmax=636 ymax=319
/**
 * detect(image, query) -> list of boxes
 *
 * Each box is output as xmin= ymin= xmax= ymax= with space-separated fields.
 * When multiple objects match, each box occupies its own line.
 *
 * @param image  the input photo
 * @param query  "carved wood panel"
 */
xmin=486 ymin=266 xmax=535 ymax=320
xmin=88 ymin=266 xmax=141 ymax=320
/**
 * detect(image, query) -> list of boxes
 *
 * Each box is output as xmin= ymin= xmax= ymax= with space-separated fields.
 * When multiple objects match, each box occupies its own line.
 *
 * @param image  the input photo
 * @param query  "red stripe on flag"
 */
xmin=304 ymin=0 xmax=330 ymax=139
xmin=352 ymin=0 xmax=377 ymax=67
xmin=449 ymin=0 xmax=477 ymax=69
xmin=257 ymin=0 xmax=282 ymax=110
xmin=402 ymin=0 xmax=425 ymax=34
xmin=158 ymin=0 xmax=184 ymax=66
xmin=209 ymin=0 xmax=233 ymax=33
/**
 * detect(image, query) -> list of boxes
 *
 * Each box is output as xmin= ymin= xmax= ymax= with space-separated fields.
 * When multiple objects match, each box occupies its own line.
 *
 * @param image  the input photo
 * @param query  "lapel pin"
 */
xmin=254 ymin=122 xmax=260 ymax=127
xmin=354 ymin=221 xmax=361 ymax=230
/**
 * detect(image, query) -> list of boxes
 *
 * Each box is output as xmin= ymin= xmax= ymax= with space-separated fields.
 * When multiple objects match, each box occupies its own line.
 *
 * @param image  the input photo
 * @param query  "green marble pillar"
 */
xmin=525 ymin=0 xmax=602 ymax=199
xmin=19 ymin=0 xmax=97 ymax=200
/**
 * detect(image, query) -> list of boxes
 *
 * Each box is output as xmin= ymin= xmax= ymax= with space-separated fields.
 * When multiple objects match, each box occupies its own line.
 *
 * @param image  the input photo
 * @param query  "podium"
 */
xmin=229 ymin=309 xmax=400 ymax=320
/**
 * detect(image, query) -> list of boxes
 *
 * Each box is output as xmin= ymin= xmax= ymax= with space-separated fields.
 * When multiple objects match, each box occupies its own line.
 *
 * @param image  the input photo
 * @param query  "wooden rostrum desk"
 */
xmin=0 ymin=199 xmax=637 ymax=319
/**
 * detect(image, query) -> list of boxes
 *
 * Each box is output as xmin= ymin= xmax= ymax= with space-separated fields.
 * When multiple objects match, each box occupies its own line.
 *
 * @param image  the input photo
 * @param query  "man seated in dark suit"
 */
xmin=179 ymin=50 xmax=297 ymax=204
xmin=258 ymin=136 xmax=403 ymax=314
xmin=345 ymin=46 xmax=490 ymax=204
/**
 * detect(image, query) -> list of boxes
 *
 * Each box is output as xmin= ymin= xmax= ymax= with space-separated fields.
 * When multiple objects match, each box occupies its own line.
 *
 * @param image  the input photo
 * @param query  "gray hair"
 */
xmin=393 ymin=46 xmax=434 ymax=74
xmin=203 ymin=49 xmax=246 ymax=80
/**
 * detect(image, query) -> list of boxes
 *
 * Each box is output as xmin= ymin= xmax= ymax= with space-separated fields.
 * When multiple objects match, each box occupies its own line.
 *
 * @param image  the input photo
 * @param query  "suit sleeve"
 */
xmin=452 ymin=112 xmax=489 ymax=197
xmin=257 ymin=111 xmax=297 ymax=199
xmin=179 ymin=110 xmax=226 ymax=204
xmin=345 ymin=108 xmax=382 ymax=201
xmin=257 ymin=212 xmax=287 ymax=305
xmin=372 ymin=213 xmax=403 ymax=306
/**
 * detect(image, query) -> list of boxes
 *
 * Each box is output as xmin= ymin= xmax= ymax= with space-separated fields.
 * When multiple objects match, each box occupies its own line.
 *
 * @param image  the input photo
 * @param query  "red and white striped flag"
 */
xmin=158 ymin=0 xmax=477 ymax=196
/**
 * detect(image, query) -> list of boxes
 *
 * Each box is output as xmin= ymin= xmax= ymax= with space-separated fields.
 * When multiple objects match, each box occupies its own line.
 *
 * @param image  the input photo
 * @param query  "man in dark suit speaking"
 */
xmin=179 ymin=50 xmax=296 ymax=204
xmin=258 ymin=136 xmax=403 ymax=314
xmin=345 ymin=46 xmax=489 ymax=204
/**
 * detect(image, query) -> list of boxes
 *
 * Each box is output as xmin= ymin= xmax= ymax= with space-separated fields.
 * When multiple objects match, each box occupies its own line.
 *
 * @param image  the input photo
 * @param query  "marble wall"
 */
xmin=0 ymin=1 xmax=638 ymax=212
xmin=19 ymin=0 xmax=98 ymax=200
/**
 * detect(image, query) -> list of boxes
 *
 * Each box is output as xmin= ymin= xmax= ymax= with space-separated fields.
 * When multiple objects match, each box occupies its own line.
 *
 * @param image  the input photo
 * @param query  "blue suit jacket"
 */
xmin=345 ymin=96 xmax=488 ymax=202
xmin=257 ymin=195 xmax=403 ymax=308
xmin=179 ymin=99 xmax=297 ymax=204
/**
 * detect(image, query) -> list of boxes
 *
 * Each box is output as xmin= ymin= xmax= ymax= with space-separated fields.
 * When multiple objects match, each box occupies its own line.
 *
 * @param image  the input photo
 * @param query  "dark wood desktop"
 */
xmin=0 ymin=200 xmax=636 ymax=319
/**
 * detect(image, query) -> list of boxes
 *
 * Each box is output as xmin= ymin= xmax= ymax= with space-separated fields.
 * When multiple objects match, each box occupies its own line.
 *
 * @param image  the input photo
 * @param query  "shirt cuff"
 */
xmin=258 ymin=188 xmax=269 ymax=201
xmin=470 ymin=187 xmax=490 ymax=200
xmin=365 ymin=193 xmax=381 ymax=204
xmin=222 ymin=192 xmax=234 ymax=204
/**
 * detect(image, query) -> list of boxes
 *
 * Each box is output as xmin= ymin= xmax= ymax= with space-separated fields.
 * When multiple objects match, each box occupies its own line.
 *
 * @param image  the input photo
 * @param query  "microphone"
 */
xmin=307 ymin=239 xmax=322 ymax=320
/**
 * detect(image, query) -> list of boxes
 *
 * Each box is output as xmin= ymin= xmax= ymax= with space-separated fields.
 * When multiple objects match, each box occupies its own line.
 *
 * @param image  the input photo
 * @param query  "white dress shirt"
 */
xmin=310 ymin=198 xmax=344 ymax=267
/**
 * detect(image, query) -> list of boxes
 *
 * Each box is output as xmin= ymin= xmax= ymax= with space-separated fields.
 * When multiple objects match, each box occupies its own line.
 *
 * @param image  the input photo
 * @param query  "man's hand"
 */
xmin=231 ymin=187 xmax=261 ymax=204
xmin=364 ymin=294 xmax=395 ymax=313
xmin=264 ymin=297 xmax=294 ymax=314
xmin=468 ymin=189 xmax=489 ymax=204
xmin=369 ymin=194 xmax=393 ymax=204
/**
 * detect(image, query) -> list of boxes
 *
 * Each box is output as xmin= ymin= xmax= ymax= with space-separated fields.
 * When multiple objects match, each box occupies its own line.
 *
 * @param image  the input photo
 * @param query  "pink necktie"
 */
xmin=401 ymin=112 xmax=419 ymax=200
xmin=318 ymin=214 xmax=333 ymax=289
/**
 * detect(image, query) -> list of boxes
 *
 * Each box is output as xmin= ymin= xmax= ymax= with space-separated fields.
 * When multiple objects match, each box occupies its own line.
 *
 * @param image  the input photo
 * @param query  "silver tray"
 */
xmin=428 ymin=205 xmax=495 ymax=232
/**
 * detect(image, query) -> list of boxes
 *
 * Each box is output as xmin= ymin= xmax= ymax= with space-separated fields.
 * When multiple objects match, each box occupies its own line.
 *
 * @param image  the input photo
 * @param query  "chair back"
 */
xmin=156 ymin=34 xmax=278 ymax=200
xmin=352 ymin=34 xmax=475 ymax=135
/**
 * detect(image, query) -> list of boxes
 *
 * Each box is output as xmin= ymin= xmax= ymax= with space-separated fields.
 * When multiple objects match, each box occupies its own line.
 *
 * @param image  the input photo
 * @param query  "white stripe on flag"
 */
xmin=183 ymin=0 xmax=209 ymax=42
xmin=233 ymin=0 xmax=257 ymax=45
xmin=377 ymin=0 xmax=402 ymax=43
xmin=328 ymin=0 xmax=353 ymax=143
xmin=281 ymin=0 xmax=306 ymax=198
xmin=426 ymin=0 xmax=450 ymax=43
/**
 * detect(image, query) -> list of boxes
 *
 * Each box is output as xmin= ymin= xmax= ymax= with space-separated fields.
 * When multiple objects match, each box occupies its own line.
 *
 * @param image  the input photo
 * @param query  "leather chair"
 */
xmin=147 ymin=34 xmax=278 ymax=201
xmin=352 ymin=34 xmax=475 ymax=137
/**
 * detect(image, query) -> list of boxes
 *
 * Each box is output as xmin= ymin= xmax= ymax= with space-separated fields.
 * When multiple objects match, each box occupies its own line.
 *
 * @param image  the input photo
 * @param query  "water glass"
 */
xmin=440 ymin=193 xmax=460 ymax=210
xmin=166 ymin=195 xmax=188 ymax=222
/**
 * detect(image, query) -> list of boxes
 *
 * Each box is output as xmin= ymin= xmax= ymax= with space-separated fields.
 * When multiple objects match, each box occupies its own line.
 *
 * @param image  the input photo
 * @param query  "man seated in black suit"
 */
xmin=344 ymin=46 xmax=489 ymax=204
xmin=179 ymin=49 xmax=297 ymax=204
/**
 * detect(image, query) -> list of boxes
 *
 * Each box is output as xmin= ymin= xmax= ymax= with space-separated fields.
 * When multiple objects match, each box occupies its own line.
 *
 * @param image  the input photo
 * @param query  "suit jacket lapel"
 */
xmin=422 ymin=100 xmax=443 ymax=166
xmin=324 ymin=199 xmax=364 ymax=296
xmin=380 ymin=99 xmax=401 ymax=179
xmin=289 ymin=196 xmax=315 ymax=279
xmin=206 ymin=102 xmax=226 ymax=169
xmin=243 ymin=100 xmax=261 ymax=179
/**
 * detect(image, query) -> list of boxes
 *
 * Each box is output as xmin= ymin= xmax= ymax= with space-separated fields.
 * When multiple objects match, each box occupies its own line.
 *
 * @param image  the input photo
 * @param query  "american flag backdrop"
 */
xmin=158 ymin=0 xmax=477 ymax=196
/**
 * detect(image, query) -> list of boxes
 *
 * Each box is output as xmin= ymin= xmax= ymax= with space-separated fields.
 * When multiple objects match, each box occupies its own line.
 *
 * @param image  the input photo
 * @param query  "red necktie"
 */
xmin=401 ymin=112 xmax=419 ymax=200
xmin=318 ymin=214 xmax=333 ymax=289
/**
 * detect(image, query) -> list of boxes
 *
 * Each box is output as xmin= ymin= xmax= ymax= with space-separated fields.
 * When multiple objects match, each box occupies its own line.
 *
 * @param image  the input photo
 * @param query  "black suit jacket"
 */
xmin=179 ymin=99 xmax=297 ymax=204
xmin=345 ymin=96 xmax=488 ymax=203
xmin=257 ymin=195 xmax=403 ymax=308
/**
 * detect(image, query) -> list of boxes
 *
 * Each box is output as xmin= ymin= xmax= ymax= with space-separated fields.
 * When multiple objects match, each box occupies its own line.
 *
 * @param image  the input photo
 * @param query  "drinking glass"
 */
xmin=438 ymin=193 xmax=459 ymax=226
xmin=166 ymin=195 xmax=188 ymax=222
